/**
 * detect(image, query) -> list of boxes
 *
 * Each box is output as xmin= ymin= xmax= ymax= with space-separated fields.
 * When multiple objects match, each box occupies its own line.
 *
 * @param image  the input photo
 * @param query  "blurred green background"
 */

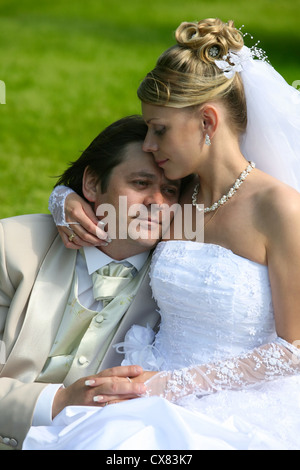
xmin=0 ymin=0 xmax=299 ymax=218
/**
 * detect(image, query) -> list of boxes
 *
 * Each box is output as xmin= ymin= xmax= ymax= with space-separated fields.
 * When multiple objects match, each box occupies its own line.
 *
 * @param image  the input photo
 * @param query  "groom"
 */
xmin=0 ymin=116 xmax=181 ymax=449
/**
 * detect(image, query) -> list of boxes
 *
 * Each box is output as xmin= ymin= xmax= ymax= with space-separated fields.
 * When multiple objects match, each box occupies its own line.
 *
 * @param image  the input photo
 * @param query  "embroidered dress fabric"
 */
xmin=23 ymin=242 xmax=300 ymax=450
xmin=48 ymin=185 xmax=75 ymax=227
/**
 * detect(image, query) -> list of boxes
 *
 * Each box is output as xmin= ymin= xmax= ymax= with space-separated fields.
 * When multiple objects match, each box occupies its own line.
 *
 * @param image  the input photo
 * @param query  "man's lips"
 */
xmin=137 ymin=217 xmax=161 ymax=226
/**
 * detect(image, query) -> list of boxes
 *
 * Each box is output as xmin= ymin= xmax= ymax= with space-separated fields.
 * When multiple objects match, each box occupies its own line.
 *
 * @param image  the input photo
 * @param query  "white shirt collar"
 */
xmin=83 ymin=246 xmax=150 ymax=276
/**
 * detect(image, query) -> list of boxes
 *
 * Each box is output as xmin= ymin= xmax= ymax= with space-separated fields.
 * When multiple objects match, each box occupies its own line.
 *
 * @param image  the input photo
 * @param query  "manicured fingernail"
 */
xmin=85 ymin=380 xmax=96 ymax=386
xmin=93 ymin=395 xmax=104 ymax=402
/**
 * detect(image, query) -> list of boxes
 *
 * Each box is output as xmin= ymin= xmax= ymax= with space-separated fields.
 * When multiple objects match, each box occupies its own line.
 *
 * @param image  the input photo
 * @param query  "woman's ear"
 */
xmin=82 ymin=167 xmax=99 ymax=202
xmin=199 ymin=104 xmax=219 ymax=138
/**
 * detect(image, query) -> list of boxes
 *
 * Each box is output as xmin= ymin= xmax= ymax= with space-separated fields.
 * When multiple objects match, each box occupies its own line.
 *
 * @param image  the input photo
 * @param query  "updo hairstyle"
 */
xmin=138 ymin=18 xmax=247 ymax=135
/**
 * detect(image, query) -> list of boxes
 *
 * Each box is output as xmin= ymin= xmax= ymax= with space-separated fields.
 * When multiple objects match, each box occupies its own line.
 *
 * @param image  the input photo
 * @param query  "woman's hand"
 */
xmin=60 ymin=192 xmax=111 ymax=249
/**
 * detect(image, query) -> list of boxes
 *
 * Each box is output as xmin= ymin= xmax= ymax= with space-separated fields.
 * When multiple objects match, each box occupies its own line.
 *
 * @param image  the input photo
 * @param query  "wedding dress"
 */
xmin=23 ymin=241 xmax=300 ymax=450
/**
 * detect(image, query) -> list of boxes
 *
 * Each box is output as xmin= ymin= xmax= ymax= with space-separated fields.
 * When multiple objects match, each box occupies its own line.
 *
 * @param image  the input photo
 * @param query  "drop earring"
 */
xmin=205 ymin=134 xmax=211 ymax=146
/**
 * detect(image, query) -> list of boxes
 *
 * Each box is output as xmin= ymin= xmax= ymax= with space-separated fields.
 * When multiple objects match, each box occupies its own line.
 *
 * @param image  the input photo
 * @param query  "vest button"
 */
xmin=9 ymin=439 xmax=18 ymax=447
xmin=96 ymin=314 xmax=104 ymax=323
xmin=78 ymin=356 xmax=88 ymax=365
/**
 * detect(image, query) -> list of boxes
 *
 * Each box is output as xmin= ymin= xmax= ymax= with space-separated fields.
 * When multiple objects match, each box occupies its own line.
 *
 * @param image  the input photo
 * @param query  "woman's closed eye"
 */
xmin=154 ymin=126 xmax=166 ymax=136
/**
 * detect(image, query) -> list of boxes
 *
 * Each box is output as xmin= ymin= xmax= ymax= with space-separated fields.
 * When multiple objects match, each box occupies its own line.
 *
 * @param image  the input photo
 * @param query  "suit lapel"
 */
xmin=1 ymin=236 xmax=77 ymax=381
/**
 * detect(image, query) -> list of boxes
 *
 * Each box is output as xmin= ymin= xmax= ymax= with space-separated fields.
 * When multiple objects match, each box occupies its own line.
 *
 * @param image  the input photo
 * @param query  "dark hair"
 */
xmin=55 ymin=115 xmax=148 ymax=197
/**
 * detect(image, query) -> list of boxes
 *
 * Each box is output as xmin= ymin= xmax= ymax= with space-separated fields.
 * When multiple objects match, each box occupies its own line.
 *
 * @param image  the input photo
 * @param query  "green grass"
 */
xmin=1 ymin=0 xmax=300 ymax=218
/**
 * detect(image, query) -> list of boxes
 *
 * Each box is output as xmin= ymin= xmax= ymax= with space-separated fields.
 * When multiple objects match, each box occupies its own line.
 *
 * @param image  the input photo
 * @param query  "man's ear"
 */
xmin=82 ymin=167 xmax=99 ymax=202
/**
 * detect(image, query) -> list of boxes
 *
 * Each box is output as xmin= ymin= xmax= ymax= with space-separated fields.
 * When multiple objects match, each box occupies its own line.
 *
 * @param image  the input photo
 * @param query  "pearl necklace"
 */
xmin=192 ymin=161 xmax=256 ymax=213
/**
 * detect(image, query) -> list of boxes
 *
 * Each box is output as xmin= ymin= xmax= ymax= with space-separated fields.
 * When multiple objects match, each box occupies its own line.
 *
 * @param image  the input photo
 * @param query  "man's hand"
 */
xmin=52 ymin=365 xmax=150 ymax=419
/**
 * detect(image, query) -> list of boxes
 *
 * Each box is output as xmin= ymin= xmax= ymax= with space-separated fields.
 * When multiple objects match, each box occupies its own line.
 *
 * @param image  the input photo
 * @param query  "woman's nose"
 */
xmin=143 ymin=134 xmax=159 ymax=153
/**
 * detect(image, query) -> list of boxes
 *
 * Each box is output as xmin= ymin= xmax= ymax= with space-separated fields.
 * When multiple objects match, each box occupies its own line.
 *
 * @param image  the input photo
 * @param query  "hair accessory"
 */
xmin=215 ymin=45 xmax=268 ymax=79
xmin=208 ymin=46 xmax=220 ymax=58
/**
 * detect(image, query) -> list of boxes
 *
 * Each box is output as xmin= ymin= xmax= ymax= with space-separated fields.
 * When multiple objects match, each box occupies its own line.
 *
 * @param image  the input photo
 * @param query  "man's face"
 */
xmin=87 ymin=142 xmax=181 ymax=253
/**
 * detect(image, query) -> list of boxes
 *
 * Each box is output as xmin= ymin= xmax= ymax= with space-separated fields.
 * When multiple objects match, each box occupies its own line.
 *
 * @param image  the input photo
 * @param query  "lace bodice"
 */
xmin=150 ymin=241 xmax=275 ymax=369
xmin=118 ymin=241 xmax=300 ymax=402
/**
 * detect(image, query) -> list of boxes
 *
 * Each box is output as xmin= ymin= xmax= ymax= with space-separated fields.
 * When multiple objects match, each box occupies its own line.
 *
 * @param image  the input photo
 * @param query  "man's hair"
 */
xmin=55 ymin=115 xmax=148 ymax=197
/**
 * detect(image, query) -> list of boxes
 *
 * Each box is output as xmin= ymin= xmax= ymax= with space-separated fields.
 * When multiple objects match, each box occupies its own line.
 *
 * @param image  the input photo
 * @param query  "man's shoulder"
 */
xmin=0 ymin=214 xmax=58 ymax=256
xmin=1 ymin=213 xmax=55 ymax=228
xmin=0 ymin=213 xmax=56 ymax=236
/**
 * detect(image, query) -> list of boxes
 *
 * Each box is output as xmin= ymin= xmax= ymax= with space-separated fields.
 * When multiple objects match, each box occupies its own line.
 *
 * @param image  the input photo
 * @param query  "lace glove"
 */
xmin=48 ymin=185 xmax=76 ymax=227
xmin=145 ymin=338 xmax=300 ymax=403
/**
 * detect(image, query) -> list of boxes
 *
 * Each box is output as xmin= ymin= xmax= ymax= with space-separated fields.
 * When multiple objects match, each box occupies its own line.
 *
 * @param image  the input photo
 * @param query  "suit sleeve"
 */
xmin=0 ymin=219 xmax=51 ymax=449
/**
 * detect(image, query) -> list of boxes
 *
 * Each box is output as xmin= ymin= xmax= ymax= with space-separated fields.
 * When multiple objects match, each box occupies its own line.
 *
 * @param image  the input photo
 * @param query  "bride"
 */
xmin=23 ymin=18 xmax=300 ymax=450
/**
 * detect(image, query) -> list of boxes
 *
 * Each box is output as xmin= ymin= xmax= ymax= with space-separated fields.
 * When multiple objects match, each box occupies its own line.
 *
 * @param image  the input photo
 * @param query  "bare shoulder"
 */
xmin=254 ymin=171 xmax=300 ymax=242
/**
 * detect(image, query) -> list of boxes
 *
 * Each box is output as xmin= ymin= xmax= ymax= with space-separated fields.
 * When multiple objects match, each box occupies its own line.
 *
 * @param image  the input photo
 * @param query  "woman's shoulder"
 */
xmin=254 ymin=171 xmax=300 ymax=237
xmin=259 ymin=174 xmax=300 ymax=212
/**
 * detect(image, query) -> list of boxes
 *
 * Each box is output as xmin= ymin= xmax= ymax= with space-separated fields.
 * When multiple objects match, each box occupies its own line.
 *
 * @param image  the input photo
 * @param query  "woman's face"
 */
xmin=142 ymin=103 xmax=205 ymax=180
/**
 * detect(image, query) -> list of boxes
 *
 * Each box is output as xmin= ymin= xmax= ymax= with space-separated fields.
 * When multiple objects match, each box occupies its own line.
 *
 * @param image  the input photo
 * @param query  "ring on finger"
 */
xmin=68 ymin=232 xmax=76 ymax=242
xmin=126 ymin=377 xmax=132 ymax=383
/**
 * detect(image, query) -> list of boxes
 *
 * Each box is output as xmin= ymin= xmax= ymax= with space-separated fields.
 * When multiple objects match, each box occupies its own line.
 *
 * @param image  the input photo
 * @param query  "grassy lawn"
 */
xmin=0 ymin=0 xmax=300 ymax=218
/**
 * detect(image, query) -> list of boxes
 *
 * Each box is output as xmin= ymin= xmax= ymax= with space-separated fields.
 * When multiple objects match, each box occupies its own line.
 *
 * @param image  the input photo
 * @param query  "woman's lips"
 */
xmin=156 ymin=159 xmax=169 ymax=167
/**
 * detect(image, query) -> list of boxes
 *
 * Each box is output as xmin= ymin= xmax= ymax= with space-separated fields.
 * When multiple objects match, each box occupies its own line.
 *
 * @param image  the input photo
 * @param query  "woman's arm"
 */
xmin=48 ymin=185 xmax=110 ymax=248
xmin=144 ymin=339 xmax=300 ymax=402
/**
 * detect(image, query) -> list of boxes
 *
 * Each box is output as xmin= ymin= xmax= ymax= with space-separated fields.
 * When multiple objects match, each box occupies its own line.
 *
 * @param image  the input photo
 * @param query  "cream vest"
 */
xmin=37 ymin=256 xmax=151 ymax=386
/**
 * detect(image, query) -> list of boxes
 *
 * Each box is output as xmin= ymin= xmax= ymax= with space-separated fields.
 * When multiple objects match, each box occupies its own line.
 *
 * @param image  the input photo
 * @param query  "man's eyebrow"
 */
xmin=128 ymin=171 xmax=156 ymax=179
xmin=128 ymin=172 xmax=181 ymax=188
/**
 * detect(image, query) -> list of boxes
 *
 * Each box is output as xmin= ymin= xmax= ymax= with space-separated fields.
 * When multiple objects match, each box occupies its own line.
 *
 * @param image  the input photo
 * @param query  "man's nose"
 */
xmin=144 ymin=188 xmax=165 ymax=207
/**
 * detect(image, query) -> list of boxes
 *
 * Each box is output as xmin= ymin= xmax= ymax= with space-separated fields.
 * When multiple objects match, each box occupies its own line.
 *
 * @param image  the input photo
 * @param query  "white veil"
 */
xmin=216 ymin=46 xmax=300 ymax=192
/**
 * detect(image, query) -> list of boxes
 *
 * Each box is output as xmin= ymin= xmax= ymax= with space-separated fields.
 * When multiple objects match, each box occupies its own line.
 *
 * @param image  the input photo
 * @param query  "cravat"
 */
xmin=92 ymin=262 xmax=137 ymax=307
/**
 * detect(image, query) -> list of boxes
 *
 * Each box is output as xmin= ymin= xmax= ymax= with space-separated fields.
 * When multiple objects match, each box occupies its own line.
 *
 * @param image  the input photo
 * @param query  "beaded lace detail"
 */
xmin=145 ymin=338 xmax=300 ymax=403
xmin=48 ymin=185 xmax=75 ymax=227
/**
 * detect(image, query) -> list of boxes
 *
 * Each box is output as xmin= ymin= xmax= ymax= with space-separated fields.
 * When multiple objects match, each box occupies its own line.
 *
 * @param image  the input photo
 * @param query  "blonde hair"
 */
xmin=137 ymin=18 xmax=247 ymax=134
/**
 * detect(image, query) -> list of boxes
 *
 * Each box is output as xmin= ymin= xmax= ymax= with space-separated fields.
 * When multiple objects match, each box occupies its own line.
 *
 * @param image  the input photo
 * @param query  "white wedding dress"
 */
xmin=23 ymin=241 xmax=300 ymax=450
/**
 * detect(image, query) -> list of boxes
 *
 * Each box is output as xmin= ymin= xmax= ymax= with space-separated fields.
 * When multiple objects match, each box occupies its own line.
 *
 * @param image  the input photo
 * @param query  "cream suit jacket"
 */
xmin=0 ymin=214 xmax=159 ymax=449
